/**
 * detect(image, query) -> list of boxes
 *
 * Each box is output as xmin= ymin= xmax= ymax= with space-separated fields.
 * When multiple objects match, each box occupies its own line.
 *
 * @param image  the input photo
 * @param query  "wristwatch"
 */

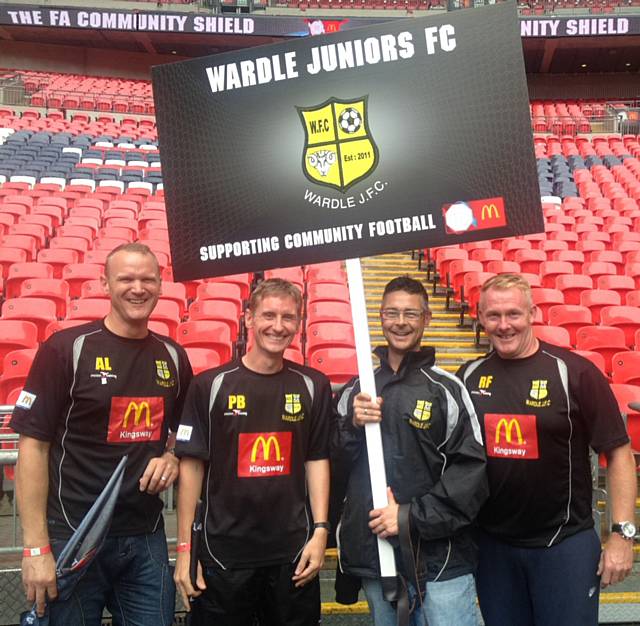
xmin=611 ymin=521 xmax=637 ymax=540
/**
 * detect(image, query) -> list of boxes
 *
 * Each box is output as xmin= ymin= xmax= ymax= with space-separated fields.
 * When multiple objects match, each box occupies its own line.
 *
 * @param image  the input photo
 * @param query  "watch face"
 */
xmin=622 ymin=522 xmax=637 ymax=539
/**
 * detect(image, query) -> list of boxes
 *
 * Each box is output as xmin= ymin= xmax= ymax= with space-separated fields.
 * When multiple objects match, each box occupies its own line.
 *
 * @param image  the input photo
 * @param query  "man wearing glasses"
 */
xmin=332 ymin=276 xmax=488 ymax=626
xmin=173 ymin=278 xmax=332 ymax=626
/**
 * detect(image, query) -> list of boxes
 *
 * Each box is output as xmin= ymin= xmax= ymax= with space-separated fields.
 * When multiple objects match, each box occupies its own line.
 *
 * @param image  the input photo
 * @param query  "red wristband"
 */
xmin=176 ymin=542 xmax=191 ymax=553
xmin=23 ymin=545 xmax=51 ymax=557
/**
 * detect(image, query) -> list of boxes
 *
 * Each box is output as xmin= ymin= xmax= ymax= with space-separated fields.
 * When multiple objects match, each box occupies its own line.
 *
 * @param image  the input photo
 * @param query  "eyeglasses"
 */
xmin=380 ymin=309 xmax=424 ymax=321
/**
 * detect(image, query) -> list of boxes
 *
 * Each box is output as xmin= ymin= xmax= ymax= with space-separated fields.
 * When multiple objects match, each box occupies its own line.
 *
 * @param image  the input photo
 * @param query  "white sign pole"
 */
xmin=345 ymin=257 xmax=397 ymax=579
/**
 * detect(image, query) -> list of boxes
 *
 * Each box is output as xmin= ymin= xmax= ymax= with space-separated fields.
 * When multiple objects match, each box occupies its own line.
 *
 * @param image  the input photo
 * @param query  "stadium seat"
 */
xmin=501 ymin=239 xmax=531 ymax=261
xmin=485 ymin=261 xmax=521 ymax=275
xmin=306 ymin=301 xmax=353 ymax=326
xmin=531 ymin=288 xmax=564 ymax=321
xmin=533 ymin=325 xmax=571 ymax=349
xmin=176 ymin=321 xmax=233 ymax=362
xmin=0 ymin=234 xmax=38 ymax=261
xmin=626 ymin=291 xmax=640 ymax=308
xmin=513 ymin=249 xmax=546 ymax=274
xmin=62 ymin=263 xmax=103 ymax=298
xmin=461 ymin=271 xmax=496 ymax=327
xmin=0 ymin=348 xmax=37 ymax=405
xmin=308 ymin=347 xmax=357 ymax=386
xmin=582 ymin=262 xmax=617 ymax=283
xmin=611 ymin=352 xmax=640 ymax=387
xmin=188 ymin=300 xmax=240 ymax=340
xmin=433 ymin=248 xmax=468 ymax=289
xmin=306 ymin=282 xmax=350 ymax=305
xmin=195 ymin=282 xmax=244 ymax=317
xmin=305 ymin=262 xmax=346 ymax=284
xmin=553 ymin=274 xmax=593 ymax=306
xmin=50 ymin=235 xmax=89 ymax=259
xmin=551 ymin=250 xmax=585 ymax=273
xmin=547 ymin=305 xmax=592 ymax=347
xmin=0 ymin=320 xmax=39 ymax=375
xmin=468 ymin=248 xmax=503 ymax=266
xmin=264 ymin=267 xmax=305 ymax=293
xmin=575 ymin=326 xmax=629 ymax=374
xmin=158 ymin=282 xmax=188 ymax=318
xmin=573 ymin=350 xmax=606 ymax=375
xmin=0 ymin=248 xmax=27 ymax=279
xmin=447 ymin=260 xmax=483 ymax=308
xmin=67 ymin=298 xmax=110 ymax=322
xmin=539 ymin=261 xmax=574 ymax=289
xmin=204 ymin=273 xmax=252 ymax=300
xmin=80 ymin=280 xmax=108 ymax=300
xmin=1 ymin=297 xmax=57 ymax=341
xmin=580 ymin=289 xmax=621 ymax=324
xmin=184 ymin=347 xmax=221 ymax=375
xmin=609 ymin=384 xmax=640 ymax=453
xmin=19 ymin=278 xmax=70 ymax=318
xmin=5 ymin=262 xmax=54 ymax=299
xmin=596 ymin=275 xmax=636 ymax=302
xmin=599 ymin=306 xmax=640 ymax=348
xmin=590 ymin=250 xmax=625 ymax=274
xmin=306 ymin=322 xmax=355 ymax=358
xmin=284 ymin=348 xmax=304 ymax=365
xmin=149 ymin=300 xmax=181 ymax=339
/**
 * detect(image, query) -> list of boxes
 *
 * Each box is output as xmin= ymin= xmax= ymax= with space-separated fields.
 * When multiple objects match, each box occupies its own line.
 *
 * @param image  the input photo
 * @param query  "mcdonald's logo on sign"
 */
xmin=238 ymin=432 xmax=292 ymax=478
xmin=442 ymin=196 xmax=507 ymax=235
xmin=107 ymin=396 xmax=164 ymax=443
xmin=484 ymin=413 xmax=539 ymax=460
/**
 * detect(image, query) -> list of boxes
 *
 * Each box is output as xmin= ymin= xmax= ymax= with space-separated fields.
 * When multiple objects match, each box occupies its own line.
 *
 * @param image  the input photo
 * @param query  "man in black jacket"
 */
xmin=332 ymin=276 xmax=488 ymax=626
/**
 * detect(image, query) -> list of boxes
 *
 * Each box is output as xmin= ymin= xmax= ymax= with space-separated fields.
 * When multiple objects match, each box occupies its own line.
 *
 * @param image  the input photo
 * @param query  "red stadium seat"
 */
xmin=554 ymin=274 xmax=593 ymax=306
xmin=43 ymin=319 xmax=90 ymax=340
xmin=195 ymin=282 xmax=244 ymax=317
xmin=547 ymin=305 xmax=592 ymax=347
xmin=0 ymin=348 xmax=37 ymax=404
xmin=205 ymin=273 xmax=253 ymax=300
xmin=447 ymin=260 xmax=483 ymax=308
xmin=611 ymin=352 xmax=640 ymax=387
xmin=36 ymin=249 xmax=80 ymax=279
xmin=308 ymin=347 xmax=357 ymax=386
xmin=582 ymin=262 xmax=617 ymax=283
xmin=184 ymin=347 xmax=221 ymax=375
xmin=575 ymin=326 xmax=628 ymax=374
xmin=580 ymin=289 xmax=621 ymax=324
xmin=0 ymin=234 xmax=38 ymax=261
xmin=62 ymin=263 xmax=103 ymax=298
xmin=599 ymin=306 xmax=640 ymax=348
xmin=531 ymin=288 xmax=564 ymax=321
xmin=433 ymin=248 xmax=468 ymax=289
xmin=306 ymin=282 xmax=350 ymax=305
xmin=305 ymin=263 xmax=346 ymax=284
xmin=188 ymin=300 xmax=240 ymax=340
xmin=5 ymin=262 xmax=54 ymax=299
xmin=573 ymin=350 xmax=606 ymax=375
xmin=551 ymin=250 xmax=585 ymax=273
xmin=539 ymin=261 xmax=574 ymax=289
xmin=284 ymin=348 xmax=304 ymax=365
xmin=485 ymin=261 xmax=521 ymax=275
xmin=67 ymin=298 xmax=110 ymax=322
xmin=20 ymin=278 xmax=70 ymax=318
xmin=609 ymin=384 xmax=640 ymax=453
xmin=149 ymin=300 xmax=181 ymax=339
xmin=533 ymin=325 xmax=571 ymax=348
xmin=0 ymin=320 xmax=39 ymax=375
xmin=468 ymin=248 xmax=503 ymax=266
xmin=264 ymin=267 xmax=305 ymax=293
xmin=513 ymin=249 xmax=546 ymax=274
xmin=590 ymin=250 xmax=625 ymax=274
xmin=0 ymin=248 xmax=27 ymax=279
xmin=306 ymin=322 xmax=355 ymax=358
xmin=626 ymin=291 xmax=640 ymax=308
xmin=306 ymin=301 xmax=353 ymax=326
xmin=1 ymin=298 xmax=57 ymax=341
xmin=461 ymin=271 xmax=496 ymax=327
xmin=50 ymin=236 xmax=89 ymax=259
xmin=596 ymin=275 xmax=636 ymax=302
xmin=159 ymin=282 xmax=188 ymax=318
xmin=501 ymin=239 xmax=531 ymax=261
xmin=176 ymin=321 xmax=233 ymax=362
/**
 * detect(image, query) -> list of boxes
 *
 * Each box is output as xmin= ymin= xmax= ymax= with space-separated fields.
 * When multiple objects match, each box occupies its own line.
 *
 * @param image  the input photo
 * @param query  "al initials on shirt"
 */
xmin=485 ymin=413 xmax=539 ymax=460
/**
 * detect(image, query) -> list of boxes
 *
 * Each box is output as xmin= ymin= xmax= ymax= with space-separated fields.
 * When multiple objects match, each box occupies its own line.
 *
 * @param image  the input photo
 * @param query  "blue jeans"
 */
xmin=476 ymin=528 xmax=601 ymax=626
xmin=361 ymin=574 xmax=480 ymax=626
xmin=48 ymin=527 xmax=175 ymax=626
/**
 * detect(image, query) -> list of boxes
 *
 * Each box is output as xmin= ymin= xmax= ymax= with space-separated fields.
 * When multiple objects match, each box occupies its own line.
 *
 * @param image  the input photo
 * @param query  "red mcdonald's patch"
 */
xmin=238 ymin=432 xmax=292 ymax=478
xmin=443 ymin=196 xmax=507 ymax=234
xmin=485 ymin=413 xmax=539 ymax=459
xmin=107 ymin=396 xmax=164 ymax=443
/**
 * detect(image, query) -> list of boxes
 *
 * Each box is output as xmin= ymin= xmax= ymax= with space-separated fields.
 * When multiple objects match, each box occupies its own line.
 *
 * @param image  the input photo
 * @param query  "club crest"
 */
xmin=297 ymin=96 xmax=379 ymax=193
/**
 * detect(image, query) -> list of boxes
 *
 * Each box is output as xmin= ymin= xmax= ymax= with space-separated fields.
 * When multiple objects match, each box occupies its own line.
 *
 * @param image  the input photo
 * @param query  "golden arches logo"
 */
xmin=495 ymin=418 xmax=523 ymax=445
xmin=251 ymin=435 xmax=282 ymax=462
xmin=481 ymin=204 xmax=500 ymax=220
xmin=122 ymin=401 xmax=151 ymax=428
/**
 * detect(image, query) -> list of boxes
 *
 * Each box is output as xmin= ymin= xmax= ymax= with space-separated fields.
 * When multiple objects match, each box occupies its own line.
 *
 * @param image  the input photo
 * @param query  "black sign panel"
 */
xmin=153 ymin=2 xmax=543 ymax=280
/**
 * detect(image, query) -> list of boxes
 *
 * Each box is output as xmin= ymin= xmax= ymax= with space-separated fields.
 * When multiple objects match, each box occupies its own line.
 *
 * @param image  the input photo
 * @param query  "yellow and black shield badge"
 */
xmin=529 ymin=380 xmax=548 ymax=401
xmin=155 ymin=360 xmax=171 ymax=381
xmin=297 ymin=96 xmax=379 ymax=193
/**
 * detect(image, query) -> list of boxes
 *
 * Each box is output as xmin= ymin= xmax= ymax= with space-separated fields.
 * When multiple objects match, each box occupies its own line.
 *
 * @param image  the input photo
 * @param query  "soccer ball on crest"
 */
xmin=339 ymin=108 xmax=362 ymax=134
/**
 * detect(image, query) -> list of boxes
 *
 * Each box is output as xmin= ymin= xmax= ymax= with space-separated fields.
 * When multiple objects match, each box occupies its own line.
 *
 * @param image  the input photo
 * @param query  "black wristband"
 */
xmin=313 ymin=522 xmax=330 ymax=531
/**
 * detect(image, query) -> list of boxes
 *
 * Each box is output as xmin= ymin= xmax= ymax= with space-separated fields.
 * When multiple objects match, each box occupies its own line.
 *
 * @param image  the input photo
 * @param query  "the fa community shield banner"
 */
xmin=153 ymin=1 xmax=543 ymax=281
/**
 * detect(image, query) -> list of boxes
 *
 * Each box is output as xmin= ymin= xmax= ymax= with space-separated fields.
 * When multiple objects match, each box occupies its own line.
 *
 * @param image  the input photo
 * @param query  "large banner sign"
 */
xmin=2 ymin=4 xmax=639 ymax=38
xmin=153 ymin=2 xmax=543 ymax=280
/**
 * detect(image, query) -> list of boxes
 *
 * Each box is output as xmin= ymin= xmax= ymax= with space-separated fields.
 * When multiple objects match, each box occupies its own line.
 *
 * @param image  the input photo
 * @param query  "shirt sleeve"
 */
xmin=174 ymin=373 xmax=212 ymax=461
xmin=575 ymin=359 xmax=629 ymax=453
xmin=9 ymin=339 xmax=70 ymax=442
xmin=305 ymin=374 xmax=333 ymax=461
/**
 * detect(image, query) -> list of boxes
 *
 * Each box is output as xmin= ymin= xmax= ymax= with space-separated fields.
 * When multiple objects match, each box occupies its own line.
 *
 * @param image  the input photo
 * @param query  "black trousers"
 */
xmin=191 ymin=561 xmax=321 ymax=626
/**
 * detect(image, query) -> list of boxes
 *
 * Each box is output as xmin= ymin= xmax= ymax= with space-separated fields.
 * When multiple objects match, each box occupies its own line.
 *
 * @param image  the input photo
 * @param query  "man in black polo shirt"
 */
xmin=174 ymin=278 xmax=332 ymax=626
xmin=11 ymin=243 xmax=192 ymax=623
xmin=458 ymin=273 xmax=636 ymax=626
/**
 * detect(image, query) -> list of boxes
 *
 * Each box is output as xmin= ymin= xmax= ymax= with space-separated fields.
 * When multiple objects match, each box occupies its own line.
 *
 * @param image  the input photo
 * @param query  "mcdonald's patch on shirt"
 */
xmin=237 ymin=431 xmax=292 ymax=478
xmin=485 ymin=413 xmax=539 ymax=460
xmin=107 ymin=396 xmax=164 ymax=443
